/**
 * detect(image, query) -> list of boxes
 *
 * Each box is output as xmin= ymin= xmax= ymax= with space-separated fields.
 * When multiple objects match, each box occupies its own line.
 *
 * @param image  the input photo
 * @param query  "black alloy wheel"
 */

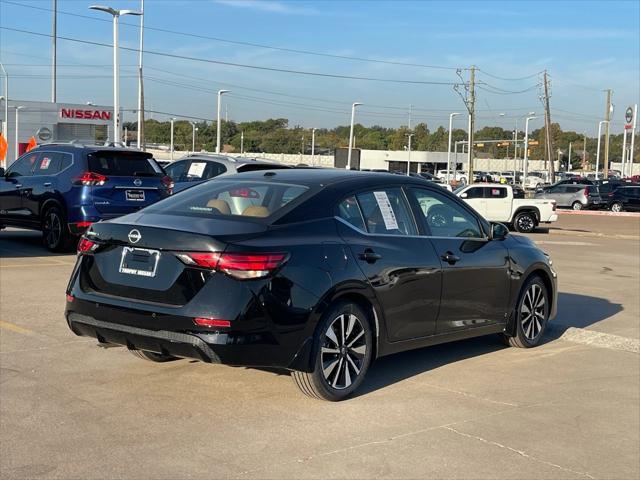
xmin=292 ymin=301 xmax=373 ymax=401
xmin=504 ymin=276 xmax=549 ymax=348
xmin=42 ymin=206 xmax=75 ymax=252
xmin=513 ymin=212 xmax=536 ymax=233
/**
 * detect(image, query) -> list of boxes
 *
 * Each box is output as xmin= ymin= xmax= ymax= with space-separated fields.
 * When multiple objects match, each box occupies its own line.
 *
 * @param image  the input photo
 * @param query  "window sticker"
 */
xmin=491 ymin=189 xmax=500 ymax=196
xmin=40 ymin=157 xmax=51 ymax=170
xmin=187 ymin=162 xmax=207 ymax=178
xmin=373 ymin=191 xmax=399 ymax=230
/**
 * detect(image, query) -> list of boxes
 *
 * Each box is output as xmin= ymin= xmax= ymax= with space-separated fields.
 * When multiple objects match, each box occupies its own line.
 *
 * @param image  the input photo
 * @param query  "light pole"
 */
xmin=446 ymin=112 xmax=460 ymax=183
xmin=346 ymin=102 xmax=362 ymax=170
xmin=136 ymin=0 xmax=144 ymax=150
xmin=240 ymin=131 xmax=244 ymax=154
xmin=523 ymin=115 xmax=538 ymax=187
xmin=0 ymin=63 xmax=7 ymax=145
xmin=405 ymin=133 xmax=414 ymax=175
xmin=596 ymin=120 xmax=609 ymax=179
xmin=14 ymin=106 xmax=24 ymax=161
xmin=169 ymin=117 xmax=175 ymax=161
xmin=216 ymin=89 xmax=230 ymax=153
xmin=191 ymin=122 xmax=198 ymax=153
xmin=90 ymin=5 xmax=142 ymax=144
xmin=311 ymin=128 xmax=316 ymax=166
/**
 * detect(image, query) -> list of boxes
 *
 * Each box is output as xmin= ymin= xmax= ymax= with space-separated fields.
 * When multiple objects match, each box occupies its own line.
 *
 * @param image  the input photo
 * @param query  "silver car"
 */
xmin=534 ymin=183 xmax=600 ymax=210
xmin=164 ymin=154 xmax=290 ymax=192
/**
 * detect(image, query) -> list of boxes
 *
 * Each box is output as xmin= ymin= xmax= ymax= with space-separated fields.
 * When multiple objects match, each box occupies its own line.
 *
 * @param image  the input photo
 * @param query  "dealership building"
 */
xmin=0 ymin=100 xmax=113 ymax=166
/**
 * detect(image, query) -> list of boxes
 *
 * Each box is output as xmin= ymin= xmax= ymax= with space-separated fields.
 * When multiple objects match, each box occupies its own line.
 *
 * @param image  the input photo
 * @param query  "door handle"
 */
xmin=43 ymin=182 xmax=52 ymax=187
xmin=441 ymin=252 xmax=461 ymax=265
xmin=359 ymin=249 xmax=382 ymax=263
xmin=15 ymin=183 xmax=22 ymax=188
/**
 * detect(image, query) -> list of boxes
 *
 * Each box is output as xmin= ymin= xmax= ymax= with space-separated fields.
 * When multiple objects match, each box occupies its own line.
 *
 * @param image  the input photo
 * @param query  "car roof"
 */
xmin=219 ymin=167 xmax=437 ymax=189
xmin=35 ymin=142 xmax=147 ymax=154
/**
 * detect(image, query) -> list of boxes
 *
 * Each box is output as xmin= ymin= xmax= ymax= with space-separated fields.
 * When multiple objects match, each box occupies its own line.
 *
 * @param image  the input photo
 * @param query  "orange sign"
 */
xmin=26 ymin=136 xmax=37 ymax=152
xmin=0 ymin=133 xmax=7 ymax=162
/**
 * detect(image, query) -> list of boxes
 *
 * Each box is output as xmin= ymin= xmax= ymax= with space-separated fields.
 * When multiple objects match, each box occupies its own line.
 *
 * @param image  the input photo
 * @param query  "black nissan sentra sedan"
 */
xmin=65 ymin=169 xmax=557 ymax=401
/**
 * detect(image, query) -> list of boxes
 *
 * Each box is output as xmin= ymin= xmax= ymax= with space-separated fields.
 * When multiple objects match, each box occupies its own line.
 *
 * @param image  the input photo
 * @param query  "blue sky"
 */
xmin=1 ymin=0 xmax=638 ymax=134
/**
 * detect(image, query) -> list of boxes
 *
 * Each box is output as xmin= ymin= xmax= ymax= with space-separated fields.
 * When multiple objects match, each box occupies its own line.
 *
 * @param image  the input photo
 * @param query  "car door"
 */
xmin=547 ymin=185 xmax=569 ymax=206
xmin=459 ymin=186 xmax=487 ymax=217
xmin=484 ymin=186 xmax=510 ymax=221
xmin=335 ymin=187 xmax=442 ymax=341
xmin=407 ymin=187 xmax=511 ymax=334
xmin=21 ymin=152 xmax=66 ymax=224
xmin=0 ymin=152 xmax=39 ymax=224
xmin=627 ymin=187 xmax=640 ymax=210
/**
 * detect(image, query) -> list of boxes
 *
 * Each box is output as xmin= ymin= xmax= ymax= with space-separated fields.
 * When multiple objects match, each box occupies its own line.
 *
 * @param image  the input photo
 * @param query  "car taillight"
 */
xmin=584 ymin=186 xmax=590 ymax=196
xmin=77 ymin=237 xmax=98 ymax=254
xmin=194 ymin=318 xmax=231 ymax=328
xmin=73 ymin=171 xmax=108 ymax=186
xmin=176 ymin=252 xmax=288 ymax=279
xmin=161 ymin=175 xmax=174 ymax=193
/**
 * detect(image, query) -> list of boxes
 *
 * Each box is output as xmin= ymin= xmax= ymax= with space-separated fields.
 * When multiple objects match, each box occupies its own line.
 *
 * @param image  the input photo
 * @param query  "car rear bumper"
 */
xmin=68 ymin=313 xmax=223 ymax=363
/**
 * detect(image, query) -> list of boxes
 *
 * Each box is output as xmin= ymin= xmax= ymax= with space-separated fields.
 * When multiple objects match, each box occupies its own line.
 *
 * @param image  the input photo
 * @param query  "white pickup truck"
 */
xmin=455 ymin=183 xmax=558 ymax=233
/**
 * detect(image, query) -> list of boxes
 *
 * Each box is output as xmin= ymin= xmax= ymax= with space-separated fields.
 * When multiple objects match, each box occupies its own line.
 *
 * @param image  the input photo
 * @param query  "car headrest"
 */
xmin=206 ymin=199 xmax=231 ymax=215
xmin=242 ymin=205 xmax=270 ymax=218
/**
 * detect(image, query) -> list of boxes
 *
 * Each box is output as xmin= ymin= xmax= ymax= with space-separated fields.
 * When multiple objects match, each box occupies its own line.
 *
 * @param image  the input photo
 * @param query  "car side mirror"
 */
xmin=491 ymin=222 xmax=509 ymax=240
xmin=460 ymin=192 xmax=468 ymax=198
xmin=0 ymin=167 xmax=4 ymax=177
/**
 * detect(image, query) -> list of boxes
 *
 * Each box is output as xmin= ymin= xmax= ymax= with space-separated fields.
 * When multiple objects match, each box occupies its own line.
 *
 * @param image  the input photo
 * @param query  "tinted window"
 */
xmin=487 ymin=187 xmax=507 ymax=198
xmin=88 ymin=152 xmax=161 ymax=176
xmin=549 ymin=185 xmax=566 ymax=193
xmin=464 ymin=187 xmax=485 ymax=199
xmin=566 ymin=186 xmax=585 ymax=193
xmin=337 ymin=195 xmax=366 ymax=231
xmin=144 ymin=180 xmax=308 ymax=219
xmin=33 ymin=152 xmax=71 ymax=175
xmin=7 ymin=153 xmax=38 ymax=177
xmin=410 ymin=188 xmax=483 ymax=238
xmin=203 ymin=161 xmax=227 ymax=179
xmin=164 ymin=160 xmax=188 ymax=182
xmin=356 ymin=188 xmax=417 ymax=236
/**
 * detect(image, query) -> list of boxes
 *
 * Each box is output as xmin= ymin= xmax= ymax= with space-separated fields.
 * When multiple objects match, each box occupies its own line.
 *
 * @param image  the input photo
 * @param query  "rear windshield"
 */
xmin=145 ymin=180 xmax=309 ymax=220
xmin=236 ymin=163 xmax=290 ymax=173
xmin=88 ymin=152 xmax=162 ymax=177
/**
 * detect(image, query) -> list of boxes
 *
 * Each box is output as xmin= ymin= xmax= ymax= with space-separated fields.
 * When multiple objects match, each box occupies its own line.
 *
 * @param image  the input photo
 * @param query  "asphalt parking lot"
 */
xmin=1 ymin=213 xmax=639 ymax=479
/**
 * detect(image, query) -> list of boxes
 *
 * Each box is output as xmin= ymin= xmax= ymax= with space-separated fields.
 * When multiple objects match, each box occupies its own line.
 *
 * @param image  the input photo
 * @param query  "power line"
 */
xmin=477 ymin=68 xmax=544 ymax=81
xmin=1 ymin=26 xmax=463 ymax=86
xmin=1 ymin=0 xmax=462 ymax=71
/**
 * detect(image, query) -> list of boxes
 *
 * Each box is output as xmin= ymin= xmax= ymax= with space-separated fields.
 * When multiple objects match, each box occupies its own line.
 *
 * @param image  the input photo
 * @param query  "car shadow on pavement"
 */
xmin=544 ymin=292 xmax=623 ymax=337
xmin=355 ymin=292 xmax=622 ymax=397
xmin=0 ymin=229 xmax=75 ymax=258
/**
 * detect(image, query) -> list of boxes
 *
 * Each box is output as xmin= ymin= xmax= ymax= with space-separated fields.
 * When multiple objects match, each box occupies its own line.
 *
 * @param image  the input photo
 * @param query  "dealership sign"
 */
xmin=59 ymin=108 xmax=111 ymax=121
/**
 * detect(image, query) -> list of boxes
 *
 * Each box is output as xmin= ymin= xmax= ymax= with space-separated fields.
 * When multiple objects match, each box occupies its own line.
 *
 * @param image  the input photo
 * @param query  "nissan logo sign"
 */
xmin=133 ymin=178 xmax=142 ymax=187
xmin=128 ymin=229 xmax=142 ymax=244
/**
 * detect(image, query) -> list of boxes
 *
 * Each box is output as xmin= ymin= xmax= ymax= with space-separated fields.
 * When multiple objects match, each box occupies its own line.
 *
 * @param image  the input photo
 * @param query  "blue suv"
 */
xmin=0 ymin=144 xmax=173 ymax=251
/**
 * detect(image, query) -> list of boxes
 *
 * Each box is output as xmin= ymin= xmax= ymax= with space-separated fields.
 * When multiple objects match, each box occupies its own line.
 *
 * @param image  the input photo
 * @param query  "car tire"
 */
xmin=513 ymin=211 xmax=536 ymax=233
xmin=129 ymin=349 xmax=179 ymax=362
xmin=504 ymin=275 xmax=549 ymax=348
xmin=292 ymin=301 xmax=373 ymax=401
xmin=572 ymin=201 xmax=583 ymax=211
xmin=611 ymin=202 xmax=623 ymax=213
xmin=42 ymin=206 xmax=76 ymax=252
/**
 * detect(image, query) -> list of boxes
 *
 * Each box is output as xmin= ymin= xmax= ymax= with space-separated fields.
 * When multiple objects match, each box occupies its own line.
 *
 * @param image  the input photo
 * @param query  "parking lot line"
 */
xmin=0 ymin=320 xmax=34 ymax=335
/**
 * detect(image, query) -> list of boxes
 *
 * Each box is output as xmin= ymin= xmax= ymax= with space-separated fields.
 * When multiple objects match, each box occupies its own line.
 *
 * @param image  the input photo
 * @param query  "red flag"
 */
xmin=26 ymin=136 xmax=37 ymax=152
xmin=0 ymin=133 xmax=7 ymax=162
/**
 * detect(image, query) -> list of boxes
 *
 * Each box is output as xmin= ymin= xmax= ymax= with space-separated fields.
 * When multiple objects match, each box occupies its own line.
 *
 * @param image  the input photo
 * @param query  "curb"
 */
xmin=548 ymin=324 xmax=639 ymax=354
xmin=557 ymin=210 xmax=640 ymax=217
xmin=545 ymin=229 xmax=640 ymax=240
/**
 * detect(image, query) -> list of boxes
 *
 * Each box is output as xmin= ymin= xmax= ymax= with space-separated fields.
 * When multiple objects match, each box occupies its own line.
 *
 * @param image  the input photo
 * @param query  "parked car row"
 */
xmin=534 ymin=179 xmax=640 ymax=211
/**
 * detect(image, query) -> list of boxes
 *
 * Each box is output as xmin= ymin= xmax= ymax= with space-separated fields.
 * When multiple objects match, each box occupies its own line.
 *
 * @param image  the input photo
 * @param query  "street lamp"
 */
xmin=311 ymin=128 xmax=316 ymax=166
xmin=14 ymin=106 xmax=24 ymax=161
xmin=523 ymin=115 xmax=538 ymax=186
xmin=346 ymin=102 xmax=362 ymax=170
xmin=191 ymin=122 xmax=198 ymax=153
xmin=216 ymin=89 xmax=230 ymax=154
xmin=169 ymin=117 xmax=175 ymax=161
xmin=447 ymin=112 xmax=460 ymax=184
xmin=0 ymin=62 xmax=7 ymax=146
xmin=405 ymin=133 xmax=414 ymax=175
xmin=240 ymin=131 xmax=244 ymax=154
xmin=89 ymin=5 xmax=142 ymax=144
xmin=596 ymin=120 xmax=610 ymax=179
xmin=514 ymin=112 xmax=534 ymax=183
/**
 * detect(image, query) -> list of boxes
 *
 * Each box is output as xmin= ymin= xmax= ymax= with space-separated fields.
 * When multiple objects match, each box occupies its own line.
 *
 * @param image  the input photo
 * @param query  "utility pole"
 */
xmin=137 ymin=0 xmax=145 ymax=150
xmin=51 ymin=0 xmax=57 ymax=103
xmin=542 ymin=70 xmax=555 ymax=181
xmin=583 ymin=132 xmax=588 ymax=170
xmin=454 ymin=66 xmax=475 ymax=183
xmin=603 ymin=89 xmax=613 ymax=177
